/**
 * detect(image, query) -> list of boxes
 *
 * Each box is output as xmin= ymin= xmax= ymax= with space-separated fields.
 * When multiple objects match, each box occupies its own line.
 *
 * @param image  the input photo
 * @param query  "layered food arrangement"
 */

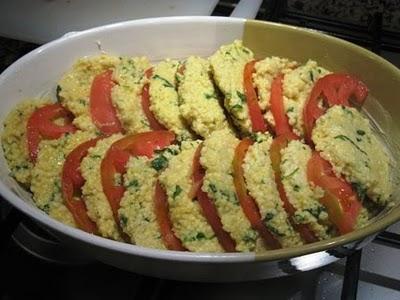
xmin=1 ymin=40 xmax=393 ymax=253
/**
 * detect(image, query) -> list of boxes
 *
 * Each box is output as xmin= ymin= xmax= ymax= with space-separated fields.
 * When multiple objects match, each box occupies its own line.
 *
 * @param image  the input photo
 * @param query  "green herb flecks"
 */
xmin=281 ymin=168 xmax=299 ymax=180
xmin=309 ymin=71 xmax=314 ymax=82
xmin=231 ymin=104 xmax=243 ymax=111
xmin=352 ymin=182 xmax=367 ymax=201
xmin=120 ymin=214 xmax=128 ymax=227
xmin=356 ymin=129 xmax=365 ymax=136
xmin=236 ymin=91 xmax=246 ymax=103
xmin=126 ymin=179 xmax=139 ymax=190
xmin=266 ymin=223 xmax=285 ymax=237
xmin=151 ymin=155 xmax=169 ymax=171
xmin=153 ymin=74 xmax=174 ymax=88
xmin=287 ymin=107 xmax=294 ymax=113
xmin=183 ymin=232 xmax=208 ymax=243
xmin=334 ymin=135 xmax=368 ymax=155
xmin=209 ymin=183 xmax=218 ymax=194
xmin=172 ymin=185 xmax=182 ymax=200
xmin=243 ymin=229 xmax=257 ymax=244
xmin=204 ymin=92 xmax=217 ymax=100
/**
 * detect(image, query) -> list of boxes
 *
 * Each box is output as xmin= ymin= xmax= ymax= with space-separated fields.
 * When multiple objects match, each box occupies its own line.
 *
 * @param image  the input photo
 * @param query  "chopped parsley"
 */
xmin=263 ymin=212 xmax=275 ymax=222
xmin=352 ymin=182 xmax=367 ymax=201
xmin=120 ymin=214 xmax=128 ymax=227
xmin=231 ymin=104 xmax=243 ymax=111
xmin=126 ymin=179 xmax=139 ymax=190
xmin=334 ymin=135 xmax=368 ymax=155
xmin=287 ymin=107 xmax=295 ymax=113
xmin=172 ymin=185 xmax=182 ymax=200
xmin=281 ymin=168 xmax=299 ymax=180
xmin=204 ymin=92 xmax=217 ymax=99
xmin=209 ymin=184 xmax=218 ymax=194
xmin=236 ymin=91 xmax=246 ymax=103
xmin=309 ymin=71 xmax=314 ymax=82
xmin=266 ymin=224 xmax=285 ymax=237
xmin=153 ymin=74 xmax=174 ymax=88
xmin=183 ymin=232 xmax=207 ymax=242
xmin=243 ymin=230 xmax=257 ymax=244
xmin=151 ymin=155 xmax=169 ymax=171
xmin=356 ymin=129 xmax=366 ymax=136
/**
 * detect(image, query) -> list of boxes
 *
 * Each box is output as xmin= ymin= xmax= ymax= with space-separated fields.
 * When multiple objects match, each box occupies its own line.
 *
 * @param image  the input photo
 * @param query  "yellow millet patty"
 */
xmin=1 ymin=99 xmax=51 ymax=186
xmin=209 ymin=40 xmax=254 ymax=134
xmin=253 ymin=57 xmax=298 ymax=111
xmin=30 ymin=130 xmax=95 ymax=227
xmin=159 ymin=140 xmax=223 ymax=252
xmin=200 ymin=129 xmax=259 ymax=252
xmin=81 ymin=134 xmax=123 ymax=240
xmin=243 ymin=134 xmax=303 ymax=248
xmin=178 ymin=56 xmax=228 ymax=138
xmin=111 ymin=56 xmax=151 ymax=134
xmin=58 ymin=54 xmax=120 ymax=132
xmin=283 ymin=60 xmax=330 ymax=136
xmin=280 ymin=140 xmax=331 ymax=240
xmin=312 ymin=105 xmax=392 ymax=206
xmin=149 ymin=59 xmax=193 ymax=140
xmin=119 ymin=156 xmax=166 ymax=249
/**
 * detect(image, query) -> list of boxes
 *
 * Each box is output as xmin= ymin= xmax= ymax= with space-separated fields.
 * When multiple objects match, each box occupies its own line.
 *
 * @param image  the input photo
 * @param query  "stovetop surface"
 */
xmin=1 ymin=1 xmax=400 ymax=299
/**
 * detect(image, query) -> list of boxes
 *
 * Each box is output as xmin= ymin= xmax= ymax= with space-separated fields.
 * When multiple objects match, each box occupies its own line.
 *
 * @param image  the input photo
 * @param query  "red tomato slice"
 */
xmin=243 ymin=60 xmax=268 ymax=133
xmin=191 ymin=144 xmax=237 ymax=252
xmin=101 ymin=131 xmax=175 ymax=226
xmin=90 ymin=70 xmax=123 ymax=135
xmin=270 ymin=74 xmax=298 ymax=137
xmin=27 ymin=103 xmax=77 ymax=162
xmin=233 ymin=139 xmax=281 ymax=249
xmin=270 ymin=133 xmax=318 ymax=243
xmin=141 ymin=68 xmax=166 ymax=130
xmin=62 ymin=138 xmax=100 ymax=234
xmin=303 ymin=73 xmax=368 ymax=143
xmin=307 ymin=152 xmax=362 ymax=234
xmin=154 ymin=181 xmax=186 ymax=251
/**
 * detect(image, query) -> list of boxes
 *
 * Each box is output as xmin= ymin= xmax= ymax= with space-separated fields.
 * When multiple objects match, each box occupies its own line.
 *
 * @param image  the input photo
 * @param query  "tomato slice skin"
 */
xmin=154 ymin=181 xmax=187 ymax=251
xmin=307 ymin=152 xmax=362 ymax=234
xmin=101 ymin=131 xmax=175 ymax=226
xmin=27 ymin=103 xmax=77 ymax=162
xmin=243 ymin=60 xmax=268 ymax=133
xmin=62 ymin=138 xmax=100 ymax=234
xmin=141 ymin=68 xmax=166 ymax=130
xmin=191 ymin=144 xmax=237 ymax=252
xmin=233 ymin=138 xmax=281 ymax=249
xmin=303 ymin=73 xmax=368 ymax=143
xmin=90 ymin=70 xmax=123 ymax=135
xmin=270 ymin=74 xmax=298 ymax=137
xmin=269 ymin=133 xmax=318 ymax=243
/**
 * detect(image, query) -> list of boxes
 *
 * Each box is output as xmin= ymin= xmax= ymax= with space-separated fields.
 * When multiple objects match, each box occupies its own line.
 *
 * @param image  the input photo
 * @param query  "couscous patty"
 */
xmin=312 ymin=105 xmax=392 ymax=206
xmin=30 ymin=130 xmax=95 ymax=226
xmin=159 ymin=140 xmax=224 ymax=252
xmin=58 ymin=54 xmax=120 ymax=132
xmin=178 ymin=56 xmax=229 ymax=138
xmin=200 ymin=129 xmax=260 ymax=252
xmin=1 ymin=99 xmax=51 ymax=186
xmin=209 ymin=40 xmax=254 ymax=134
xmin=81 ymin=134 xmax=123 ymax=240
xmin=111 ymin=56 xmax=151 ymax=134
